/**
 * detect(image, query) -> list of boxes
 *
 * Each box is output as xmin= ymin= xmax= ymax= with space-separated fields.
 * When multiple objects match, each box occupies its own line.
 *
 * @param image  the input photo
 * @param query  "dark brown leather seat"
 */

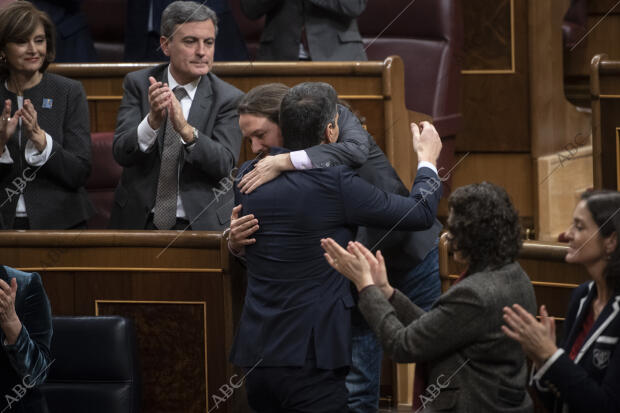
xmin=83 ymin=0 xmax=126 ymax=61
xmin=232 ymin=0 xmax=463 ymax=190
xmin=86 ymin=132 xmax=122 ymax=228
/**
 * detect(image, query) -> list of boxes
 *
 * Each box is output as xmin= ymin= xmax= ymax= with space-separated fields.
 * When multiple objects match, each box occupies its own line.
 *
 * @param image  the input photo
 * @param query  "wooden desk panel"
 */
xmin=0 ymin=230 xmax=244 ymax=413
xmin=49 ymin=58 xmax=423 ymax=188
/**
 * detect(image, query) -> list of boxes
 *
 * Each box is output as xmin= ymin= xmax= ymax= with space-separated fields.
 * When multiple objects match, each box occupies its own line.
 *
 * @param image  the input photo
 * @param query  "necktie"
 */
xmin=153 ymin=86 xmax=187 ymax=230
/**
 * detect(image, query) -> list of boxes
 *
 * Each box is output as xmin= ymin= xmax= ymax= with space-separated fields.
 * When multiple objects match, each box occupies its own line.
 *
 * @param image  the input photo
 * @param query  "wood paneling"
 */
xmin=98 ymin=301 xmax=208 ymax=413
xmin=536 ymin=145 xmax=592 ymax=241
xmin=529 ymin=0 xmax=592 ymax=158
xmin=437 ymin=153 xmax=534 ymax=224
xmin=0 ymin=230 xmax=244 ymax=413
xmin=591 ymin=55 xmax=620 ymax=189
xmin=49 ymin=57 xmax=420 ymax=188
xmin=459 ymin=0 xmax=530 ymax=152
xmin=463 ymin=0 xmax=513 ymax=71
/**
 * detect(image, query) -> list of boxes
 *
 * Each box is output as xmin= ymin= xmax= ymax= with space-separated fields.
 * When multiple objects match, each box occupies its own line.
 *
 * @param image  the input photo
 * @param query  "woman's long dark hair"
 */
xmin=581 ymin=190 xmax=620 ymax=293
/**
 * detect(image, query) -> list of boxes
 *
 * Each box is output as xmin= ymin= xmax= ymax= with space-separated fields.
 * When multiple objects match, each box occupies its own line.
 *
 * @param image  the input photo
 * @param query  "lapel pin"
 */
xmin=42 ymin=98 xmax=53 ymax=109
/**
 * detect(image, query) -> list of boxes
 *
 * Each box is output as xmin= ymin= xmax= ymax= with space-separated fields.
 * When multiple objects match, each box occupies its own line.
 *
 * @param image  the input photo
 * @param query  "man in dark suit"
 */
xmin=110 ymin=1 xmax=243 ymax=230
xmin=229 ymin=82 xmax=442 ymax=411
xmin=240 ymin=0 xmax=367 ymax=61
xmin=125 ymin=0 xmax=248 ymax=61
xmin=231 ymin=83 xmax=442 ymax=411
xmin=32 ymin=0 xmax=97 ymax=62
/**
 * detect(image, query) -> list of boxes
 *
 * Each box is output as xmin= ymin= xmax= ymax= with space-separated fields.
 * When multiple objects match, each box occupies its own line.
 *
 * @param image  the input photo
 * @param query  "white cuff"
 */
xmin=417 ymin=161 xmax=438 ymax=175
xmin=138 ymin=116 xmax=158 ymax=152
xmin=25 ymin=133 xmax=53 ymax=166
xmin=290 ymin=150 xmax=313 ymax=170
xmin=533 ymin=348 xmax=564 ymax=384
xmin=0 ymin=146 xmax=13 ymax=164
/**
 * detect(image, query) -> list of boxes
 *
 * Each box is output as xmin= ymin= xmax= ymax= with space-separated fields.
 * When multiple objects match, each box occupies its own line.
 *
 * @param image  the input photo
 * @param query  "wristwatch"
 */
xmin=184 ymin=126 xmax=199 ymax=147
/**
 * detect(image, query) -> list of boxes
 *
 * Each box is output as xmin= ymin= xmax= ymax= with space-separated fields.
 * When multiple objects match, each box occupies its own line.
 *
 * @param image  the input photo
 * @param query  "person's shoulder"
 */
xmin=125 ymin=63 xmax=167 ymax=83
xmin=570 ymin=281 xmax=595 ymax=302
xmin=2 ymin=265 xmax=42 ymax=287
xmin=44 ymin=72 xmax=82 ymax=90
xmin=207 ymin=72 xmax=244 ymax=98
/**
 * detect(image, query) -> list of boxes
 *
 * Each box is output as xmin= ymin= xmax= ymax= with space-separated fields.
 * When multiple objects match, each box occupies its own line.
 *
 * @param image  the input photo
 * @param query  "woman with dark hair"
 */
xmin=0 ymin=1 xmax=93 ymax=229
xmin=322 ymin=182 xmax=537 ymax=412
xmin=503 ymin=190 xmax=620 ymax=413
xmin=0 ymin=265 xmax=52 ymax=412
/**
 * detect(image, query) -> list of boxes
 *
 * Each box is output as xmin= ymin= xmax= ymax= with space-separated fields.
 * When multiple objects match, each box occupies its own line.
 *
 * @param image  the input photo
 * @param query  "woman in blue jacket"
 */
xmin=0 ymin=265 xmax=52 ymax=412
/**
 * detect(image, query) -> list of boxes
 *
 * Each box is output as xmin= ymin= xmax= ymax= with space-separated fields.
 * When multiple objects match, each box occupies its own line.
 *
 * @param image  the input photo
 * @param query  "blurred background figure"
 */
xmin=32 ymin=0 xmax=97 ymax=62
xmin=240 ymin=0 xmax=367 ymax=61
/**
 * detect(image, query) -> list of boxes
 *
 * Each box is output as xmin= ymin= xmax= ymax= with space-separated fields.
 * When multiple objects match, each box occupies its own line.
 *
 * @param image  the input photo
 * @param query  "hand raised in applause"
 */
xmin=147 ymin=76 xmax=171 ymax=130
xmin=502 ymin=304 xmax=558 ymax=367
xmin=166 ymin=87 xmax=195 ymax=144
xmin=321 ymin=238 xmax=375 ymax=292
xmin=411 ymin=121 xmax=442 ymax=166
xmin=0 ymin=277 xmax=22 ymax=345
xmin=20 ymin=99 xmax=47 ymax=152
xmin=0 ymin=99 xmax=19 ymax=150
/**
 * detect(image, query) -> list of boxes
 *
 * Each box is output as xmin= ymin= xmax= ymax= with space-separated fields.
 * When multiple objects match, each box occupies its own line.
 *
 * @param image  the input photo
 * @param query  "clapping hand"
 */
xmin=147 ymin=76 xmax=171 ymax=130
xmin=20 ymin=99 xmax=46 ymax=152
xmin=321 ymin=239 xmax=394 ymax=297
xmin=411 ymin=121 xmax=442 ymax=166
xmin=0 ymin=99 xmax=19 ymax=148
xmin=0 ymin=277 xmax=21 ymax=345
xmin=502 ymin=304 xmax=558 ymax=367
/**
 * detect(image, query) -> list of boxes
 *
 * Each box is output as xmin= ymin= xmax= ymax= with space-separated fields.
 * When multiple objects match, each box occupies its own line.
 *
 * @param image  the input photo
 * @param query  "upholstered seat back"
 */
xmin=358 ymin=0 xmax=463 ymax=137
xmin=86 ymin=132 xmax=122 ymax=229
xmin=41 ymin=316 xmax=141 ymax=413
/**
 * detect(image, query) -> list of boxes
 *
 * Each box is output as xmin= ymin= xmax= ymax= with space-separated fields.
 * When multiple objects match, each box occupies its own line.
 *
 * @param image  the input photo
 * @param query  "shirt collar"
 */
xmin=166 ymin=66 xmax=200 ymax=101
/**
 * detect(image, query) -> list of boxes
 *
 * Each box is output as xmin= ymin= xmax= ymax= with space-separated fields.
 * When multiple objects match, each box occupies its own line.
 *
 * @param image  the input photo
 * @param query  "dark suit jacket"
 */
xmin=241 ymin=0 xmax=368 ymax=61
xmin=359 ymin=262 xmax=536 ymax=412
xmin=229 ymin=156 xmax=441 ymax=369
xmin=0 ymin=266 xmax=53 ymax=412
xmin=109 ymin=64 xmax=243 ymax=230
xmin=124 ymin=0 xmax=249 ymax=61
xmin=0 ymin=73 xmax=94 ymax=229
xmin=533 ymin=282 xmax=620 ymax=413
xmin=32 ymin=0 xmax=97 ymax=62
xmin=306 ymin=105 xmax=442 ymax=271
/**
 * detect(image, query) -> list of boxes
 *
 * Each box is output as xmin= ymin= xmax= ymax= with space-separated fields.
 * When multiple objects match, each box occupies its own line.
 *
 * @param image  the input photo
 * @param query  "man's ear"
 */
xmin=160 ymin=36 xmax=170 ymax=56
xmin=325 ymin=121 xmax=338 ymax=143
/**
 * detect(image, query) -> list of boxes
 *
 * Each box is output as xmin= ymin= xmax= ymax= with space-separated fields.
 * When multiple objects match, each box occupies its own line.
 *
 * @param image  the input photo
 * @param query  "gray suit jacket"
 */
xmin=359 ymin=262 xmax=536 ymax=412
xmin=241 ymin=0 xmax=368 ymax=61
xmin=110 ymin=64 xmax=244 ymax=230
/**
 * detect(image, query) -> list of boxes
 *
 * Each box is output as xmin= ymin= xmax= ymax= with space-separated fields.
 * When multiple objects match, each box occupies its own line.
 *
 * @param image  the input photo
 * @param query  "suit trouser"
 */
xmin=245 ymin=358 xmax=348 ymax=413
xmin=346 ymin=246 xmax=441 ymax=412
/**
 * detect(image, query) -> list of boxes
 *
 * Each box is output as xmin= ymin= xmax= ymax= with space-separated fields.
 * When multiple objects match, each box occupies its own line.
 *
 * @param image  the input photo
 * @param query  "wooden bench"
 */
xmin=591 ymin=54 xmax=620 ymax=190
xmin=50 ymin=57 xmax=429 ymax=189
